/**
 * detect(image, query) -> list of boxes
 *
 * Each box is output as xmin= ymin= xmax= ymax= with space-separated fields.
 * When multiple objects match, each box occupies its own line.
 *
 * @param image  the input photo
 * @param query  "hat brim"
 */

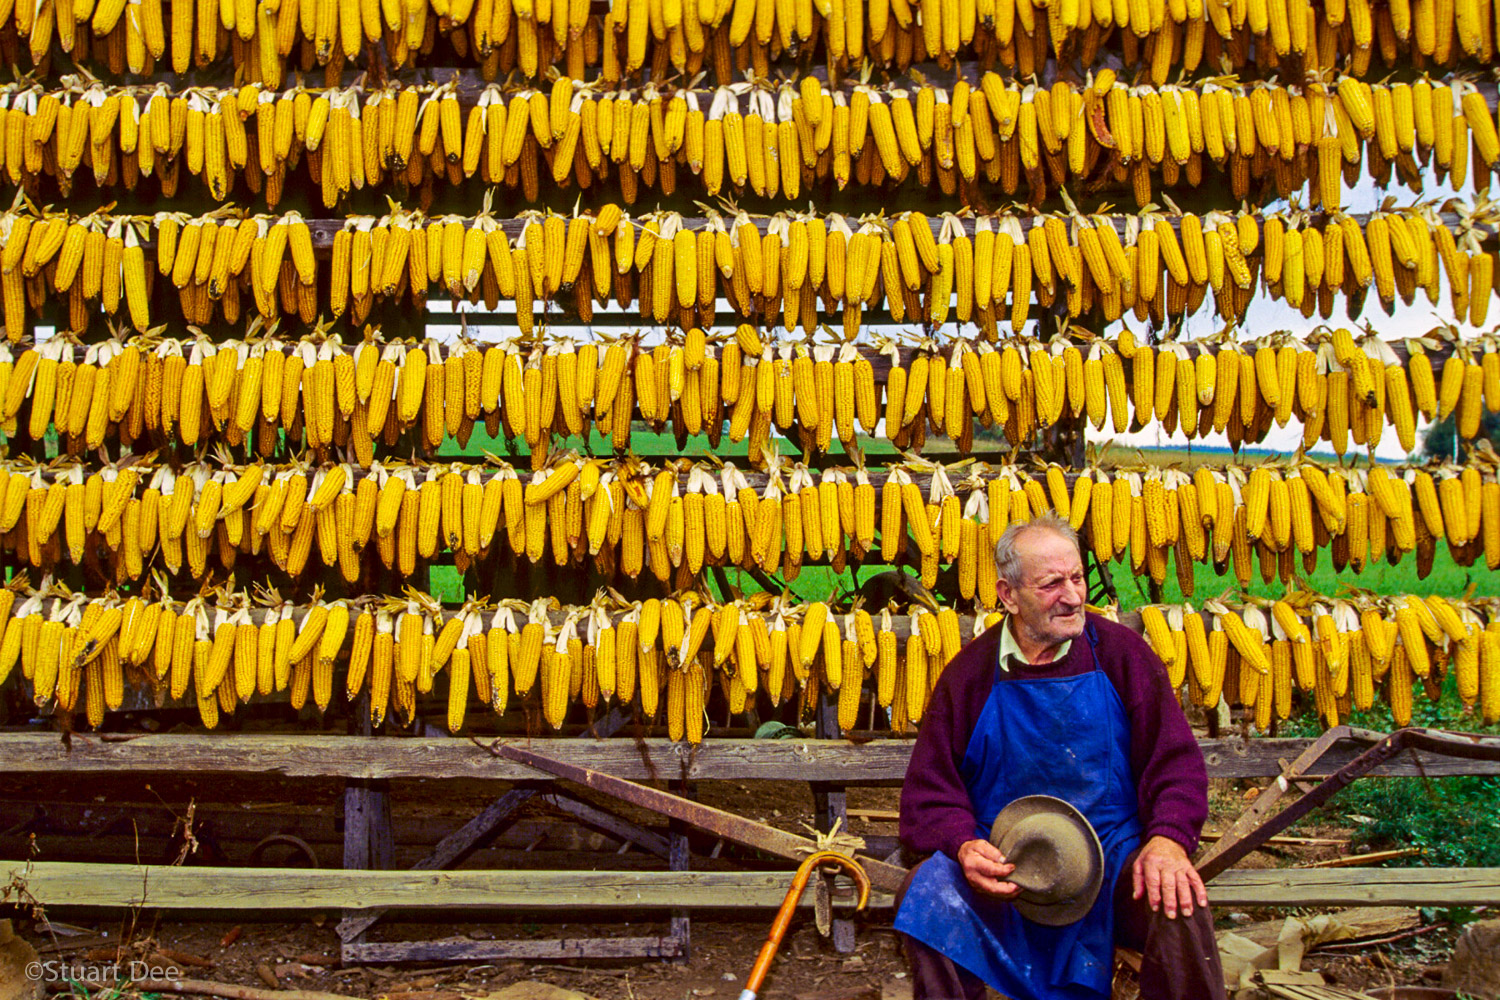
xmin=988 ymin=795 xmax=1104 ymax=927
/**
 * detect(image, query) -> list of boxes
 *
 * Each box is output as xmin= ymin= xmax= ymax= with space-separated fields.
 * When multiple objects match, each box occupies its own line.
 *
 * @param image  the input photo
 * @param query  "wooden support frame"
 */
xmin=340 ymin=781 xmax=394 ymax=877
xmin=13 ymin=728 xmax=1500 ymax=949
xmin=0 ymin=863 xmax=882 ymax=910
xmin=7 ymin=862 xmax=1499 ymax=911
xmin=330 ymin=705 xmax=701 ymax=966
xmin=337 ymin=787 xmax=543 ymax=942
xmin=10 ymin=733 xmax=1497 ymax=781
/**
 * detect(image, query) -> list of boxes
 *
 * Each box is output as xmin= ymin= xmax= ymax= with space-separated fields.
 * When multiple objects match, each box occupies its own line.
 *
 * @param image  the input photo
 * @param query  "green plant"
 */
xmin=1420 ymin=906 xmax=1484 ymax=927
xmin=1277 ymin=669 xmax=1500 ymax=868
xmin=1320 ymin=773 xmax=1500 ymax=868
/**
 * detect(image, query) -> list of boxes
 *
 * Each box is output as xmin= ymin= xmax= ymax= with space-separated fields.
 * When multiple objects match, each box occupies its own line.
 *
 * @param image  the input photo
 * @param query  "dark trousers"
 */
xmin=895 ymin=850 xmax=1227 ymax=1000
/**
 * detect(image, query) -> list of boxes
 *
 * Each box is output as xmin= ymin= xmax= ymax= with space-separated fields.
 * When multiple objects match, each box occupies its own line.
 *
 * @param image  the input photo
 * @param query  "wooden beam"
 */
xmin=340 ymin=936 xmax=684 ymax=963
xmin=0 ymin=863 xmax=882 ymax=910
xmin=0 ymin=836 xmax=715 ymax=871
xmin=0 ymin=798 xmax=609 ymax=853
xmin=1205 ymin=868 xmax=1500 ymax=907
xmin=9 ymin=861 xmax=1499 ymax=911
xmin=8 ymin=734 xmax=1498 ymax=781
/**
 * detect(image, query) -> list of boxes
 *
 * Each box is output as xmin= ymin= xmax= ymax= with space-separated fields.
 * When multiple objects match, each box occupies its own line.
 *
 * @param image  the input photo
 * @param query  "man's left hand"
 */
xmin=1131 ymin=835 xmax=1208 ymax=919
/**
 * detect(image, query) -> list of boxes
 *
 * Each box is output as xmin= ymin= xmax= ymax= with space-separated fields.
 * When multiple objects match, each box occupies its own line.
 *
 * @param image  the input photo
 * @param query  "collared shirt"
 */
xmin=996 ymin=617 xmax=1071 ymax=672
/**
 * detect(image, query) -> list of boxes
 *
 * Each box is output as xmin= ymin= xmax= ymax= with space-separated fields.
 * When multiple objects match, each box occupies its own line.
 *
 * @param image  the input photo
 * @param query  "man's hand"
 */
xmin=1131 ymin=835 xmax=1208 ymax=919
xmin=956 ymin=839 xmax=1021 ymax=899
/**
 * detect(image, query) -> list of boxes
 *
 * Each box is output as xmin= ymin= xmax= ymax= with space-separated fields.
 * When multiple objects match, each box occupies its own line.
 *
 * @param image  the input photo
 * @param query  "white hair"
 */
xmin=994 ymin=513 xmax=1080 ymax=586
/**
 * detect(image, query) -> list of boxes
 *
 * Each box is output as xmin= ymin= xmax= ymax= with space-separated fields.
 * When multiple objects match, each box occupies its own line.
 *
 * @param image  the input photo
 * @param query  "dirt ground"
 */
xmin=8 ymin=779 xmax=1472 ymax=1000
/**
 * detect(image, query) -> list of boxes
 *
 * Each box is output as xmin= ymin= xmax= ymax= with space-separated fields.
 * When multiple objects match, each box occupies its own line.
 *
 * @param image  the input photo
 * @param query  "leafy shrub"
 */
xmin=1279 ymin=672 xmax=1500 ymax=868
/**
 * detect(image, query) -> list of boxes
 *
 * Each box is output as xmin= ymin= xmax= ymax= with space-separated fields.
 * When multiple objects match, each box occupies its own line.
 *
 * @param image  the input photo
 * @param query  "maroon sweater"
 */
xmin=898 ymin=613 xmax=1208 ymax=861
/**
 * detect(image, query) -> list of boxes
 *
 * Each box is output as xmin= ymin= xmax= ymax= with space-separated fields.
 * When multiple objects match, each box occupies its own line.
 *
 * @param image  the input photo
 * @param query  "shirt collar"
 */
xmin=996 ymin=617 xmax=1072 ymax=672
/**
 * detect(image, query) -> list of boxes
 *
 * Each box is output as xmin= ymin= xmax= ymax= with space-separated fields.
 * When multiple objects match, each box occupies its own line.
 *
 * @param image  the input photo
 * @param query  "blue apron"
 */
xmin=894 ymin=622 xmax=1143 ymax=1000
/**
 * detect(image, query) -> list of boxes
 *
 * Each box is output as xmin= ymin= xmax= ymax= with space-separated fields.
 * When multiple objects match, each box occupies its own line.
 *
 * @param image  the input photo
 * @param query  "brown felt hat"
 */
xmin=988 ymin=795 xmax=1104 ymax=927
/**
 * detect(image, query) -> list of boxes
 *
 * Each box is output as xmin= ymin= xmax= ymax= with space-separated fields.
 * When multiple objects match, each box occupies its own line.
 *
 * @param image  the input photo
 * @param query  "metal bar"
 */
xmin=492 ymin=744 xmax=910 ymax=894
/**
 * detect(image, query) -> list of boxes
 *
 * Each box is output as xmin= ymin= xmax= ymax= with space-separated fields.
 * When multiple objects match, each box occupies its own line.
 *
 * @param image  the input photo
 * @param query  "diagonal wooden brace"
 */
xmin=1194 ymin=725 xmax=1361 ymax=879
xmin=495 ymin=744 xmax=910 ymax=895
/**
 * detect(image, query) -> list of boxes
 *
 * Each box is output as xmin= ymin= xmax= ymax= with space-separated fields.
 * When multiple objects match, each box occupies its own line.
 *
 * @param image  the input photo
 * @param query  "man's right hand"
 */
xmin=956 ymin=839 xmax=1021 ymax=898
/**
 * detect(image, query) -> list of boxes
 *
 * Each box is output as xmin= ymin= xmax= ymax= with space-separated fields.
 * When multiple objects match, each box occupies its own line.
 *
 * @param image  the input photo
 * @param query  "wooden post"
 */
xmin=342 ymin=697 xmax=393 ymax=950
xmin=1086 ymin=545 xmax=1117 ymax=605
xmin=813 ymin=691 xmax=856 ymax=955
xmin=342 ymin=779 xmax=393 ymax=875
xmin=668 ymin=781 xmax=691 ymax=964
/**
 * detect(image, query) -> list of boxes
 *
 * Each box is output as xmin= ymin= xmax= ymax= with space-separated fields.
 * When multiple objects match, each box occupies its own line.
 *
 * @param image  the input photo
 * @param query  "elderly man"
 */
xmin=894 ymin=513 xmax=1226 ymax=1000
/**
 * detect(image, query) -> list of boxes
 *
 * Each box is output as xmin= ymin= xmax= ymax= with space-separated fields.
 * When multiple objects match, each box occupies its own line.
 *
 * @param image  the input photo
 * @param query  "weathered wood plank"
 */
xmin=341 ymin=936 xmax=684 ymax=964
xmin=0 ymin=863 xmax=884 ymax=910
xmin=9 ymin=862 xmax=1499 ymax=911
xmin=0 ymin=836 xmax=738 ymax=871
xmin=1206 ymin=868 xmax=1500 ymax=908
xmin=1191 ymin=737 xmax=1500 ymax=778
xmin=6 ymin=734 xmax=1497 ymax=781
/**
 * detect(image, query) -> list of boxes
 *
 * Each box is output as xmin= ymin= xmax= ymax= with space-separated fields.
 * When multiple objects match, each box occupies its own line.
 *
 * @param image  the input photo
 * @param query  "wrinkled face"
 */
xmin=996 ymin=530 xmax=1088 ymax=649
